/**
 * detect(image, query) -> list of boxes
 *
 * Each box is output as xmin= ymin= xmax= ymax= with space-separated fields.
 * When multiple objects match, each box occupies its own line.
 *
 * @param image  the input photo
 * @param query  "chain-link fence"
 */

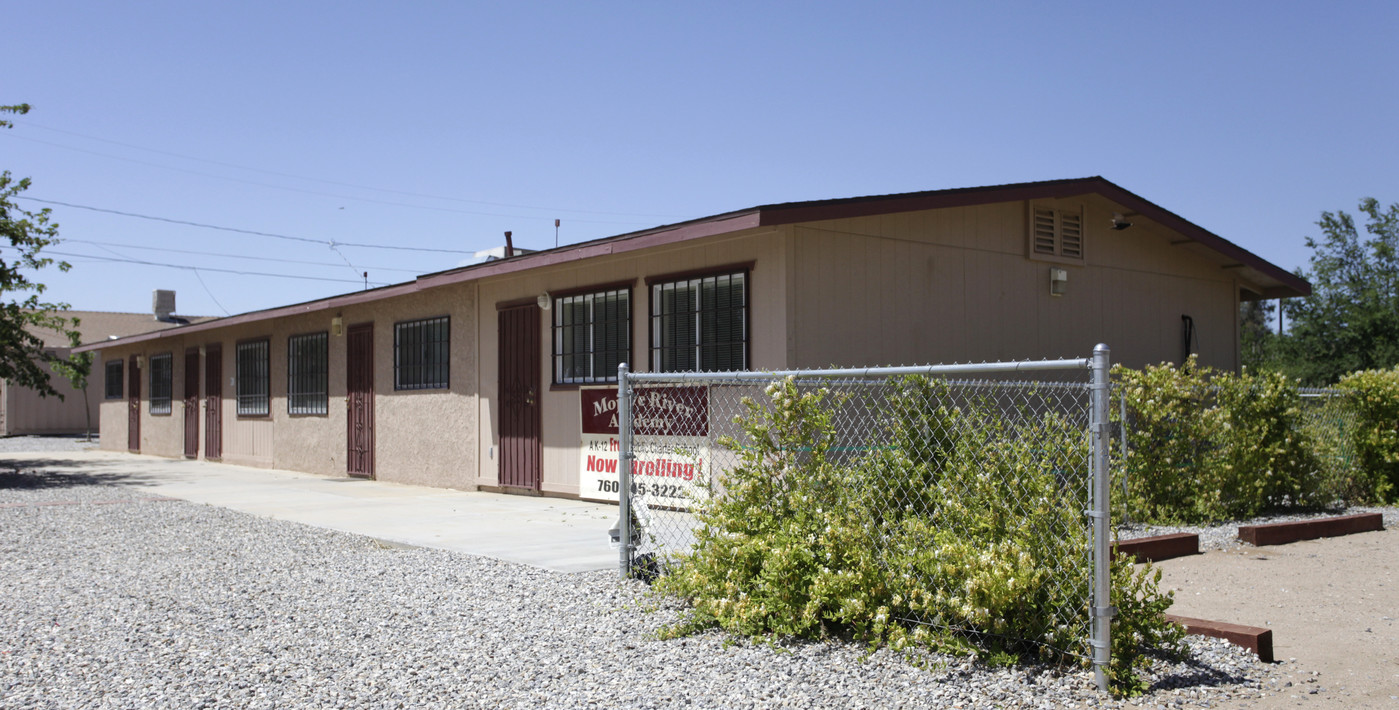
xmin=1298 ymin=388 xmax=1362 ymax=501
xmin=617 ymin=348 xmax=1115 ymax=690
xmin=1112 ymin=382 xmax=1363 ymax=524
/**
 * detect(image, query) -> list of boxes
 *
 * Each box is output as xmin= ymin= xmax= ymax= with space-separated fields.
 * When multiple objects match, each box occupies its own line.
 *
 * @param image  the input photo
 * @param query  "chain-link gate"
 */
xmin=617 ymin=345 xmax=1114 ymax=691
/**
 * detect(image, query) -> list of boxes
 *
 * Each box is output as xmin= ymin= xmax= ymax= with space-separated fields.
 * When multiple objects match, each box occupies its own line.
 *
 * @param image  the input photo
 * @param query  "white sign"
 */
xmin=578 ymin=433 xmax=709 ymax=509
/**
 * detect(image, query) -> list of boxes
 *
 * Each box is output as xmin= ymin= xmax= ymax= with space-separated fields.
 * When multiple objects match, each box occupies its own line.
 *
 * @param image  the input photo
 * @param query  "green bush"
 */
xmin=1337 ymin=367 xmax=1399 ymax=503
xmin=1213 ymin=369 xmax=1331 ymax=515
xmin=1113 ymin=359 xmax=1346 ymax=523
xmin=1110 ymin=359 xmax=1219 ymax=523
xmin=656 ymin=376 xmax=1183 ymax=695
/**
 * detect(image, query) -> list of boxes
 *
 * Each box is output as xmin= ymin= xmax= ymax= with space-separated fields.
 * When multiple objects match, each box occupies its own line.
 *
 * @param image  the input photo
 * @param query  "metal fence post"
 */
xmin=617 ymin=362 xmax=634 ymax=580
xmin=1119 ymin=390 xmax=1131 ymax=524
xmin=1090 ymin=343 xmax=1113 ymax=692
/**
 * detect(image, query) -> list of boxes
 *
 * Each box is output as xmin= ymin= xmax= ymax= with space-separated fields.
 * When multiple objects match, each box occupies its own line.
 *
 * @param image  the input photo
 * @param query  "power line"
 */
xmin=63 ymin=238 xmax=428 ymax=274
xmin=191 ymin=269 xmax=232 ymax=316
xmin=19 ymin=196 xmax=477 ymax=254
xmin=3 ymin=131 xmax=665 ymax=226
xmin=11 ymin=119 xmax=685 ymax=220
xmin=45 ymin=250 xmax=394 ymax=286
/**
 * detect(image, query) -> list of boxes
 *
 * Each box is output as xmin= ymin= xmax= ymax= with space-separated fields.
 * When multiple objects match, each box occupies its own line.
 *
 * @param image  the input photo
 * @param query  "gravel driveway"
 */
xmin=1 ymin=454 xmax=1286 ymax=709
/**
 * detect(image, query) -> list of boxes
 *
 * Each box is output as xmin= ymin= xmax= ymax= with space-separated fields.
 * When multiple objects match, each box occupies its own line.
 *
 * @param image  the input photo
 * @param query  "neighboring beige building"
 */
xmin=2 ymin=303 xmax=207 ymax=436
xmin=76 ymin=177 xmax=1309 ymax=498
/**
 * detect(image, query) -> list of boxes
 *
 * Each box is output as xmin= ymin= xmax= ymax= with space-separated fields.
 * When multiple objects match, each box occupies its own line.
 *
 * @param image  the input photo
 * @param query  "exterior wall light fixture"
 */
xmin=1049 ymin=268 xmax=1069 ymax=297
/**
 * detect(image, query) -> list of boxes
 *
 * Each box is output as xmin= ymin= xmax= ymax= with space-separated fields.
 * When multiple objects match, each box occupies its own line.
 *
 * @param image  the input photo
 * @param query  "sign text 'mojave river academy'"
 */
xmin=579 ymin=387 xmax=710 ymax=507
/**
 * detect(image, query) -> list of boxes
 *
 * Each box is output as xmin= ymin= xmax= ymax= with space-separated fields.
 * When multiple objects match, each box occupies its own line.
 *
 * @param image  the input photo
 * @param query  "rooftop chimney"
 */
xmin=504 ymin=231 xmax=514 ymax=258
xmin=153 ymin=289 xmax=176 ymax=322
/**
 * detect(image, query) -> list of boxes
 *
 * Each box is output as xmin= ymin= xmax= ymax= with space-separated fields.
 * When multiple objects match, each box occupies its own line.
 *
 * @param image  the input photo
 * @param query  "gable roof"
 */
xmin=76 ymin=177 xmax=1308 ymax=353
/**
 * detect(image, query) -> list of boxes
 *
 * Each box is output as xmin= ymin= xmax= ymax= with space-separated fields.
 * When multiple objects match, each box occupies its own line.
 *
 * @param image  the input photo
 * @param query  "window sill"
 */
xmin=392 ymin=385 xmax=450 ymax=393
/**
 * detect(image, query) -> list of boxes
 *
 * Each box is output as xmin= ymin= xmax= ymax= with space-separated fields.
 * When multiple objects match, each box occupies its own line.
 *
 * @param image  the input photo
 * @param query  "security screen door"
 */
xmin=347 ymin=323 xmax=375 ymax=477
xmin=498 ymin=305 xmax=541 ymax=491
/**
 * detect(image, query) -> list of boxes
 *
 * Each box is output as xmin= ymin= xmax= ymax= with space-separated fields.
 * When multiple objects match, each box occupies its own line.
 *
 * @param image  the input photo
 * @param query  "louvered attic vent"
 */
xmin=1030 ymin=206 xmax=1085 ymax=263
xmin=1033 ymin=208 xmax=1059 ymax=255
xmin=1060 ymin=212 xmax=1083 ymax=258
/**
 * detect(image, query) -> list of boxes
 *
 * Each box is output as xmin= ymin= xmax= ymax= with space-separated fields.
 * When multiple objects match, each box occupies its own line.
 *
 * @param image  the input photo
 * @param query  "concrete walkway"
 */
xmin=0 ymin=449 xmax=622 ymax=573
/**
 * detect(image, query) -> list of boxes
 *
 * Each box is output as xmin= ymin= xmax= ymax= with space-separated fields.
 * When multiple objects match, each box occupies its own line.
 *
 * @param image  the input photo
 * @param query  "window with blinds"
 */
xmin=394 ymin=316 xmax=450 ymax=390
xmin=554 ymin=288 xmax=630 ymax=384
xmin=287 ymin=332 xmax=329 ymax=415
xmin=148 ymin=353 xmax=173 ymax=414
xmin=1030 ymin=205 xmax=1085 ymax=263
xmin=651 ymin=271 xmax=747 ymax=373
xmin=236 ymin=339 xmax=270 ymax=416
xmin=105 ymin=360 xmax=124 ymax=400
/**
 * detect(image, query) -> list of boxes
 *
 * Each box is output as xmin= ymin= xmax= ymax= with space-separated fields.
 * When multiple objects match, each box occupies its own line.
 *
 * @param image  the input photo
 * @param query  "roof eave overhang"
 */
xmin=756 ymin=177 xmax=1310 ymax=299
xmin=73 ymin=280 xmax=426 ymax=353
xmin=76 ymin=176 xmax=1309 ymax=352
xmin=1088 ymin=181 xmax=1311 ymax=299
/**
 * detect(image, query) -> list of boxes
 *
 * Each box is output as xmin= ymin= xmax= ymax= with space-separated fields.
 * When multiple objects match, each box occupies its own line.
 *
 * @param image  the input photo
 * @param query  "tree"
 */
xmin=1278 ymin=197 xmax=1399 ymax=385
xmin=50 ymin=348 xmax=93 ymax=439
xmin=1 ymin=103 xmax=82 ymax=399
xmin=1239 ymin=298 xmax=1277 ymax=372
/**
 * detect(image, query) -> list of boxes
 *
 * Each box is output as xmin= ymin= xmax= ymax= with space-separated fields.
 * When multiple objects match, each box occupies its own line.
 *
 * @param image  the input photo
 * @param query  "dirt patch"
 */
xmin=1154 ymin=526 xmax=1399 ymax=708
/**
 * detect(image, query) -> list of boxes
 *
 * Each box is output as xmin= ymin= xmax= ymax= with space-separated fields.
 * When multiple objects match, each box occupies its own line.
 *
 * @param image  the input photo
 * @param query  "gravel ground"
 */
xmin=0 ymin=465 xmax=1283 ymax=709
xmin=0 ymin=435 xmax=99 ymax=454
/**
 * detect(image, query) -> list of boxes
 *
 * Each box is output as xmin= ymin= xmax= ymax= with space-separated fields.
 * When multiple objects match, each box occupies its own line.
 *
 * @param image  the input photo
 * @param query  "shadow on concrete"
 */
xmin=0 ymin=458 xmax=158 ymax=490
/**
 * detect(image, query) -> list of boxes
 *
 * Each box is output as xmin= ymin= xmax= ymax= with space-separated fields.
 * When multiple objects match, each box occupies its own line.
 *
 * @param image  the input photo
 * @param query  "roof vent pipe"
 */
xmin=504 ymin=231 xmax=514 ymax=258
xmin=153 ymin=289 xmax=176 ymax=322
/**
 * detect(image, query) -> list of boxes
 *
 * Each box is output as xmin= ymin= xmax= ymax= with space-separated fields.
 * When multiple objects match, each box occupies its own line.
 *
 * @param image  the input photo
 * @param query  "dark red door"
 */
xmin=204 ymin=344 xmax=222 ymax=460
xmin=347 ymin=323 xmax=375 ymax=478
xmin=499 ymin=305 xmax=541 ymax=490
xmin=127 ymin=358 xmax=141 ymax=452
xmin=183 ymin=348 xmax=200 ymax=458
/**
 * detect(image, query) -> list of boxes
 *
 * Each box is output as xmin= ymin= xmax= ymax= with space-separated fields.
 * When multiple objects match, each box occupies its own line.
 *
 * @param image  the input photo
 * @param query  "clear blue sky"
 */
xmin=5 ymin=1 xmax=1397 ymax=320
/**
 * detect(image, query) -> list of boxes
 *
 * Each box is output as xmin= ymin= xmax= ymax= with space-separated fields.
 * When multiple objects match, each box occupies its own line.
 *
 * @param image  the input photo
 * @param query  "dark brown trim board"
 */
xmin=1114 ymin=533 xmax=1200 ymax=563
xmin=1237 ymin=513 xmax=1384 ymax=547
xmin=1165 ymin=614 xmax=1274 ymax=663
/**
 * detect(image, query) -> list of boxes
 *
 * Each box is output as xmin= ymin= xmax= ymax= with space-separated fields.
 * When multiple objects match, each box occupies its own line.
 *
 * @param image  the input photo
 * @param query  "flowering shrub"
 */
xmin=1113 ymin=358 xmax=1352 ymax=523
xmin=1337 ymin=367 xmax=1399 ymax=503
xmin=656 ymin=376 xmax=1182 ymax=695
xmin=1109 ymin=359 xmax=1219 ymax=523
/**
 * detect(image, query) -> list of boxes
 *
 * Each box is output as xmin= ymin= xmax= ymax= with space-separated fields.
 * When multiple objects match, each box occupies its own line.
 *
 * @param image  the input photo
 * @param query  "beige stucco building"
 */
xmin=77 ymin=177 xmax=1309 ymax=497
xmin=2 ymin=309 xmax=204 ymax=437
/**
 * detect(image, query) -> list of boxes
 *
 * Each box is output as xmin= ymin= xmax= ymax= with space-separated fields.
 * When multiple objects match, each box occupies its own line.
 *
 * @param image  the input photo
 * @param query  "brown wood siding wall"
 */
xmin=790 ymin=201 xmax=1240 ymax=370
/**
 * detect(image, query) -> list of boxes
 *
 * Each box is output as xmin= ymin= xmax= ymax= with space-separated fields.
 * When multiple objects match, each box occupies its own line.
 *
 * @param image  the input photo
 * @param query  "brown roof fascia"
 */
xmin=1089 ymin=180 xmax=1311 ymax=298
xmin=415 ymin=212 xmax=765 ymax=290
xmin=754 ymin=176 xmax=1309 ymax=299
xmin=76 ymin=211 xmax=766 ymax=354
xmin=73 ymin=281 xmax=424 ymax=353
xmin=76 ymin=177 xmax=1309 ymax=354
xmin=753 ymin=178 xmax=1101 ymax=227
